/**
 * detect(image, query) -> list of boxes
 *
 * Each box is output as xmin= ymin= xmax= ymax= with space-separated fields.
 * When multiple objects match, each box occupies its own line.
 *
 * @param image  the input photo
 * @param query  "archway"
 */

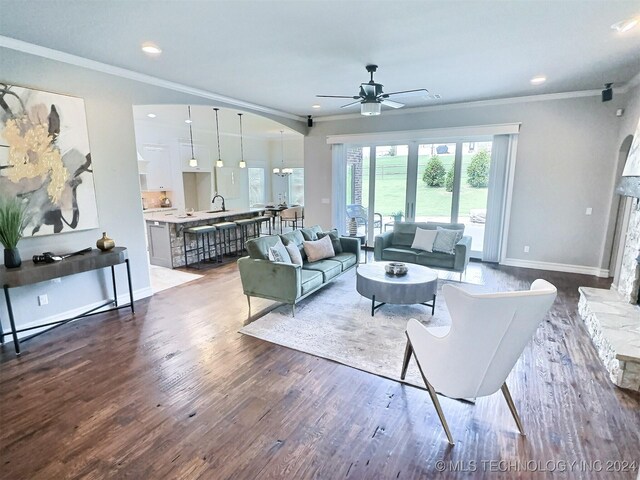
xmin=609 ymin=134 xmax=634 ymax=284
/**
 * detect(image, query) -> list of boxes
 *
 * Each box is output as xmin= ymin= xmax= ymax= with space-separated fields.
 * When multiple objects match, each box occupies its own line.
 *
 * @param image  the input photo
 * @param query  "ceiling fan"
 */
xmin=316 ymin=65 xmax=429 ymax=116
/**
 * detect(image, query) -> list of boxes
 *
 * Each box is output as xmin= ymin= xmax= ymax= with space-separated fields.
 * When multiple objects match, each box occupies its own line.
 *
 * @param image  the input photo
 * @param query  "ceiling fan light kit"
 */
xmin=361 ymin=101 xmax=381 ymax=116
xmin=316 ymin=64 xmax=429 ymax=116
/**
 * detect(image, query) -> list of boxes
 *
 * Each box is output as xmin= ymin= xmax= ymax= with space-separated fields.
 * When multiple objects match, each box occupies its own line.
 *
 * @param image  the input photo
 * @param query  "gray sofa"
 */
xmin=238 ymin=225 xmax=360 ymax=316
xmin=374 ymin=222 xmax=471 ymax=278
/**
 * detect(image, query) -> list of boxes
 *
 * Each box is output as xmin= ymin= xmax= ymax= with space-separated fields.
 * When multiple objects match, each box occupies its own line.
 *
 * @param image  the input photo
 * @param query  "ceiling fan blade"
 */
xmin=380 ymin=99 xmax=404 ymax=109
xmin=316 ymin=95 xmax=360 ymax=99
xmin=340 ymin=100 xmax=362 ymax=109
xmin=381 ymin=88 xmax=430 ymax=98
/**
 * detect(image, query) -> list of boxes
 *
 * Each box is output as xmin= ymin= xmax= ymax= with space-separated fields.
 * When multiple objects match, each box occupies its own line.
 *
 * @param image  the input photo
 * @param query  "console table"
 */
xmin=0 ymin=247 xmax=134 ymax=355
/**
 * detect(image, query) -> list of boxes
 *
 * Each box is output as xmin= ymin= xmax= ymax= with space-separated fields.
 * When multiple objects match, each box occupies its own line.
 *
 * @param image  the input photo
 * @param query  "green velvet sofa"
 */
xmin=374 ymin=222 xmax=471 ymax=279
xmin=238 ymin=226 xmax=360 ymax=316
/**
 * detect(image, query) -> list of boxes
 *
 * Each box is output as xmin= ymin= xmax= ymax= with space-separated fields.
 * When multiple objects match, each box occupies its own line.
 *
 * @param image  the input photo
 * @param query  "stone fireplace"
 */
xmin=578 ymin=198 xmax=640 ymax=392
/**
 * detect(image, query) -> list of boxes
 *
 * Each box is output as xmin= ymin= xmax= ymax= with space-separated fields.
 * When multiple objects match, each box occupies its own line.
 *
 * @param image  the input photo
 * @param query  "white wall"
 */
xmin=304 ymin=92 xmax=633 ymax=272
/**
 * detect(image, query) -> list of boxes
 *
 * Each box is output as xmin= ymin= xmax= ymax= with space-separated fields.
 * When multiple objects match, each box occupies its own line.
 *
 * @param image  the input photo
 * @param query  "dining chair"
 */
xmin=279 ymin=206 xmax=304 ymax=233
xmin=401 ymin=279 xmax=557 ymax=445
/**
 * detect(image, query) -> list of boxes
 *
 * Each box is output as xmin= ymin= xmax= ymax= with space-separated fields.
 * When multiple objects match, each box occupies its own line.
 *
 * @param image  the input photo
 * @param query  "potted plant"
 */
xmin=0 ymin=196 xmax=28 ymax=268
xmin=390 ymin=210 xmax=404 ymax=223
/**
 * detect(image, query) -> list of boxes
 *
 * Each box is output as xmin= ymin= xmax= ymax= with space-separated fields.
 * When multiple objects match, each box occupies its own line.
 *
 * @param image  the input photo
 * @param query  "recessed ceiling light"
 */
xmin=611 ymin=17 xmax=638 ymax=33
xmin=311 ymin=104 xmax=321 ymax=109
xmin=147 ymin=113 xmax=156 ymax=118
xmin=530 ymin=75 xmax=547 ymax=85
xmin=141 ymin=42 xmax=162 ymax=55
xmin=185 ymin=119 xmax=192 ymax=124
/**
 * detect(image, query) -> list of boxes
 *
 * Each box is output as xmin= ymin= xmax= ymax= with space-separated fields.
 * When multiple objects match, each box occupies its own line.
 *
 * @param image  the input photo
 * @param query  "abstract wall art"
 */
xmin=0 ymin=83 xmax=99 ymax=236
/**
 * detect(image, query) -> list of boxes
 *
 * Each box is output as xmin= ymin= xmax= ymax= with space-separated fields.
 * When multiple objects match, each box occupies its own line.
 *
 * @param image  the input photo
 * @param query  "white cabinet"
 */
xmin=180 ymin=143 xmax=212 ymax=172
xmin=140 ymin=144 xmax=173 ymax=191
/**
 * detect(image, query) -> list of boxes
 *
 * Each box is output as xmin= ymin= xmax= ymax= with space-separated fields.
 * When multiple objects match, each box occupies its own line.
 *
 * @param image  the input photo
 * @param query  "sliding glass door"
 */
xmin=458 ymin=141 xmax=492 ymax=254
xmin=346 ymin=138 xmax=495 ymax=258
xmin=374 ymin=145 xmax=409 ymax=234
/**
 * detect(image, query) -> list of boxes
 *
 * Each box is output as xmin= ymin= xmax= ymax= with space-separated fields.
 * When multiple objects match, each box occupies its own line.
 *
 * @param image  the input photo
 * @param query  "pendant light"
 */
xmin=187 ymin=106 xmax=198 ymax=167
xmin=213 ymin=107 xmax=224 ymax=168
xmin=238 ymin=113 xmax=246 ymax=169
xmin=273 ymin=130 xmax=293 ymax=177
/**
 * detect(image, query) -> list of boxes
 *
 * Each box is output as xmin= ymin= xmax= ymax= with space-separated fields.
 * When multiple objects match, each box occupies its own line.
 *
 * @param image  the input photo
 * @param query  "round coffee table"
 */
xmin=356 ymin=262 xmax=438 ymax=316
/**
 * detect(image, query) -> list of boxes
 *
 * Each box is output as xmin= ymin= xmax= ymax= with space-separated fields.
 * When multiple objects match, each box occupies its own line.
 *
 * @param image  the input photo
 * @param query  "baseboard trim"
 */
xmin=500 ymin=258 xmax=610 ymax=278
xmin=4 ymin=286 xmax=154 ymax=343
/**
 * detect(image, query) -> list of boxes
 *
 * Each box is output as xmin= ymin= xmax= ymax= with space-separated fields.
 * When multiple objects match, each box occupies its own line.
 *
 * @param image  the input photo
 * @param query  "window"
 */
xmin=248 ymin=167 xmax=265 ymax=206
xmin=288 ymin=168 xmax=304 ymax=205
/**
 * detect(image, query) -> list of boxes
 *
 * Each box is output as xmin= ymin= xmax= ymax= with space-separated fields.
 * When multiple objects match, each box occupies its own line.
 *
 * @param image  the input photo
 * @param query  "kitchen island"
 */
xmin=144 ymin=208 xmax=265 ymax=268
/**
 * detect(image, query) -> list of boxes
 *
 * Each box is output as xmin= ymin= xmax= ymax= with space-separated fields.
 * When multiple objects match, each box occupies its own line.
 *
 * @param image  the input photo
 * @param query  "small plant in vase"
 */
xmin=390 ymin=211 xmax=404 ymax=223
xmin=0 ymin=196 xmax=28 ymax=268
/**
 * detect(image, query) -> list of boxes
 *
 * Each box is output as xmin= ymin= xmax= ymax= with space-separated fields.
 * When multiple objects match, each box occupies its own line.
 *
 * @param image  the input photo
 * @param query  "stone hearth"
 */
xmin=578 ymin=198 xmax=639 ymax=391
xmin=578 ymin=287 xmax=640 ymax=391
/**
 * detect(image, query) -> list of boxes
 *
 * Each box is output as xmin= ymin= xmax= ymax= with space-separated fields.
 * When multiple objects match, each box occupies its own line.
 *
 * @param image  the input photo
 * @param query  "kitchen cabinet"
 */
xmin=140 ymin=144 xmax=173 ymax=191
xmin=147 ymin=221 xmax=173 ymax=267
xmin=180 ymin=143 xmax=212 ymax=172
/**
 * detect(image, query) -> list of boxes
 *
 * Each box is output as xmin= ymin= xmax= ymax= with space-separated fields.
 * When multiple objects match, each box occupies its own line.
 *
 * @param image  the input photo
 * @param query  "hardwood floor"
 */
xmin=1 ymin=256 xmax=639 ymax=479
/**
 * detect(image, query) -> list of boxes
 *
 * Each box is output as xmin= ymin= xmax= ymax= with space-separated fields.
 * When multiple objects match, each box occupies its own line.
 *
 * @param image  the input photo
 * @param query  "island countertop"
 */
xmin=143 ymin=208 xmax=265 ymax=224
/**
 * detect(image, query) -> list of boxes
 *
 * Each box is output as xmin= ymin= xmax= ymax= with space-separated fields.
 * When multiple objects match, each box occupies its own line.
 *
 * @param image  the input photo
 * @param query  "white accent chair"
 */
xmin=401 ymin=279 xmax=557 ymax=445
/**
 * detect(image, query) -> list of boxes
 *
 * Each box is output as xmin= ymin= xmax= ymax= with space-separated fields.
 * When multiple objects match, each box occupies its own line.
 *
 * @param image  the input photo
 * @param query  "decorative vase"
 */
xmin=348 ymin=217 xmax=358 ymax=236
xmin=4 ymin=248 xmax=21 ymax=268
xmin=96 ymin=232 xmax=115 ymax=251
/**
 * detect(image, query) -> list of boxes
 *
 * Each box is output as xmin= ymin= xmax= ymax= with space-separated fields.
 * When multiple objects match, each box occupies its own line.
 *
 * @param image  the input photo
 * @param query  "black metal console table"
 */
xmin=0 ymin=247 xmax=134 ymax=356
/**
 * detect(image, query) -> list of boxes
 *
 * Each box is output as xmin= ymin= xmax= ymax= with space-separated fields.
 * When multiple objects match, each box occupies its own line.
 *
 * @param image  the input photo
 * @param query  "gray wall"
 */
xmin=0 ymin=47 xmax=303 ymax=338
xmin=305 ymin=92 xmax=633 ymax=270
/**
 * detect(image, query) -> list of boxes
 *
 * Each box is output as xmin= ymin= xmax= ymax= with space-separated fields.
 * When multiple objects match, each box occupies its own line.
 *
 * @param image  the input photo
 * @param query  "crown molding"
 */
xmin=313 ymin=87 xmax=626 ymax=123
xmin=0 ymin=35 xmax=305 ymax=123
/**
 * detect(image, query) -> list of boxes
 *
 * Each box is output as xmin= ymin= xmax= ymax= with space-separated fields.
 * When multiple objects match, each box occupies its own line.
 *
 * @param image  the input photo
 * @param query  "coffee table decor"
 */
xmin=357 ymin=261 xmax=438 ymax=316
xmin=385 ymin=262 xmax=408 ymax=276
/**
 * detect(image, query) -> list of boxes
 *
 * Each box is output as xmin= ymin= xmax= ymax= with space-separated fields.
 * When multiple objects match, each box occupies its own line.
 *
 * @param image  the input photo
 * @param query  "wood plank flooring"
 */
xmin=1 ymin=256 xmax=639 ymax=479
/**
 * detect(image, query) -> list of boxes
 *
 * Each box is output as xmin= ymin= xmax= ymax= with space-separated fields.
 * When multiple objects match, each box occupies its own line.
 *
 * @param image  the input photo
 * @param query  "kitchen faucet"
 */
xmin=211 ymin=193 xmax=226 ymax=212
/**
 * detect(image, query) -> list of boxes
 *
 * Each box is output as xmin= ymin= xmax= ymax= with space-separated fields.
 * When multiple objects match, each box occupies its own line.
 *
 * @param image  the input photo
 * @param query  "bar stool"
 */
xmin=212 ymin=221 xmax=239 ymax=257
xmin=255 ymin=216 xmax=272 ymax=236
xmin=183 ymin=225 xmax=217 ymax=269
xmin=235 ymin=218 xmax=259 ymax=251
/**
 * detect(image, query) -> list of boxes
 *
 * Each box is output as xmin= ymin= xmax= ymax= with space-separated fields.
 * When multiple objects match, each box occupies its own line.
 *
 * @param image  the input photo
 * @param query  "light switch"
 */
xmin=585 ymin=208 xmax=592 ymax=215
xmin=523 ymin=246 xmax=530 ymax=253
xmin=38 ymin=294 xmax=48 ymax=306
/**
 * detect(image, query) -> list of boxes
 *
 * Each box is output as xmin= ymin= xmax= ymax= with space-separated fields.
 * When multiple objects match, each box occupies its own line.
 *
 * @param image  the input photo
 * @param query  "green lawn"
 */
xmin=354 ymin=153 xmax=489 ymax=219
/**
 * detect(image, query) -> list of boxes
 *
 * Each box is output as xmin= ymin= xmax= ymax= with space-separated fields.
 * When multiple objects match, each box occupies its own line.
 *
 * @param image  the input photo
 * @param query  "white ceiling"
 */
xmin=2 ymin=1 xmax=640 ymax=117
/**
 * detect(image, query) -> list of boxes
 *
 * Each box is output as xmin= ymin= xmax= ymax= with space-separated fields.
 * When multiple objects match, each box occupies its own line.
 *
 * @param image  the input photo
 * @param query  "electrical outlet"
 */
xmin=321 ymin=198 xmax=330 ymax=204
xmin=585 ymin=207 xmax=592 ymax=215
xmin=38 ymin=294 xmax=48 ymax=306
xmin=523 ymin=246 xmax=530 ymax=253
xmin=51 ymin=278 xmax=61 ymax=284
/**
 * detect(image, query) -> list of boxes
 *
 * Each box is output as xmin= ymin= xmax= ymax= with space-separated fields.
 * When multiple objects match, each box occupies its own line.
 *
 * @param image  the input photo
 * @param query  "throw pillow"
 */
xmin=267 ymin=239 xmax=291 ymax=263
xmin=303 ymin=235 xmax=335 ymax=262
xmin=432 ymin=227 xmax=463 ymax=255
xmin=317 ymin=229 xmax=343 ymax=254
xmin=411 ymin=227 xmax=438 ymax=252
xmin=301 ymin=225 xmax=323 ymax=241
xmin=285 ymin=243 xmax=303 ymax=265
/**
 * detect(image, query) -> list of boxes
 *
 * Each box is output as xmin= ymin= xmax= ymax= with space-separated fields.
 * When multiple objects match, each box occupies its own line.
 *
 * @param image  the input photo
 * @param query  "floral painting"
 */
xmin=0 ymin=83 xmax=98 ymax=236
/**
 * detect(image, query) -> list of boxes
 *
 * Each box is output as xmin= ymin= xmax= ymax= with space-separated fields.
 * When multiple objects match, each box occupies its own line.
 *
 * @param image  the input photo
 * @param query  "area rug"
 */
xmin=239 ymin=269 xmax=484 ymax=389
xmin=149 ymin=265 xmax=203 ymax=294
